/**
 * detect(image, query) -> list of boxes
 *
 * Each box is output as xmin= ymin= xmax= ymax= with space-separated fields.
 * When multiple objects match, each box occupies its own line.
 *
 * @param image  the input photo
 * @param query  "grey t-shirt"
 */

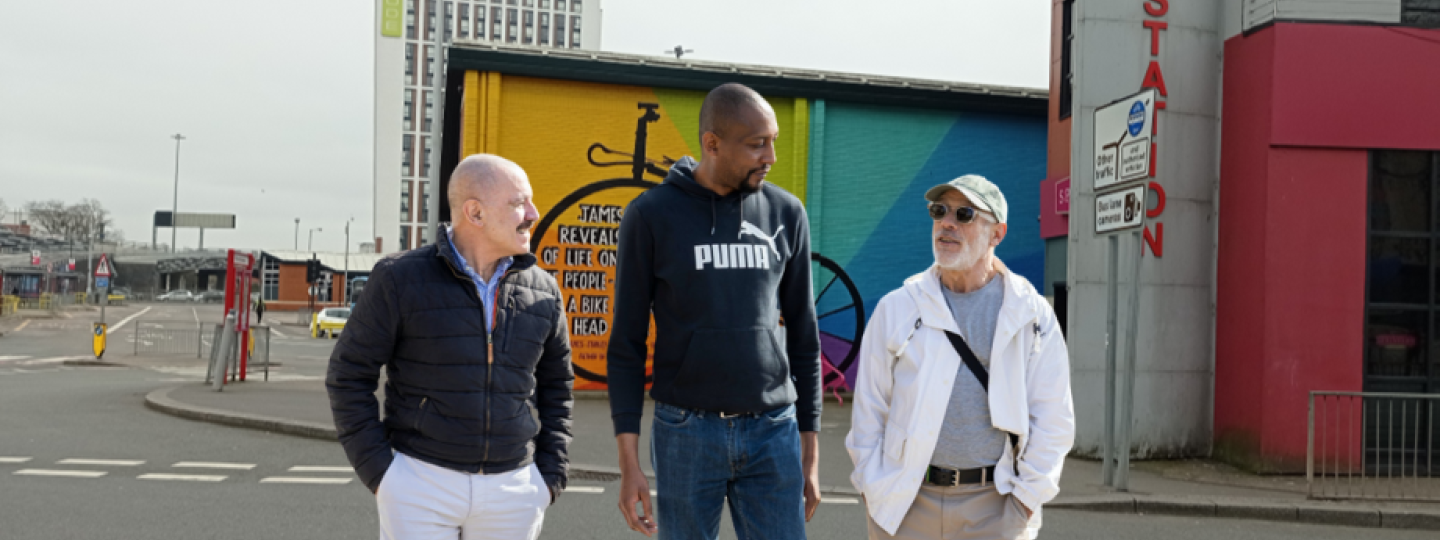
xmin=929 ymin=274 xmax=1009 ymax=470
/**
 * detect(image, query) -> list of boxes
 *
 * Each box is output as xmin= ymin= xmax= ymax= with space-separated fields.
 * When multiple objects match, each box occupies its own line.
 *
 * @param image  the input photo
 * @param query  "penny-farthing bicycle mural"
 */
xmin=529 ymin=103 xmax=866 ymax=394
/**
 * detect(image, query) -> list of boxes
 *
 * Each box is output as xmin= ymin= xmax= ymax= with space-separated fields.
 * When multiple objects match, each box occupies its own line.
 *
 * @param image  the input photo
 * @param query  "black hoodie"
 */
xmin=607 ymin=156 xmax=822 ymax=434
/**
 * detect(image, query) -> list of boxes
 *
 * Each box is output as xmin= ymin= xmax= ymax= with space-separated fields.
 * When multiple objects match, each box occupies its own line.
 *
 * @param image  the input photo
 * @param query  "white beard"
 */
xmin=933 ymin=232 xmax=987 ymax=271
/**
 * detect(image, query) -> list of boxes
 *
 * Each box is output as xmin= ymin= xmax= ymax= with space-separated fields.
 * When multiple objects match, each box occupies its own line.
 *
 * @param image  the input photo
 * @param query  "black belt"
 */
xmin=925 ymin=465 xmax=996 ymax=487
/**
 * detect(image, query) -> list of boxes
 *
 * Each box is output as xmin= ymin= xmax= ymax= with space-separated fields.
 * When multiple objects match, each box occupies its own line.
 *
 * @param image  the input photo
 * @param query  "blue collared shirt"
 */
xmin=446 ymin=225 xmax=513 ymax=333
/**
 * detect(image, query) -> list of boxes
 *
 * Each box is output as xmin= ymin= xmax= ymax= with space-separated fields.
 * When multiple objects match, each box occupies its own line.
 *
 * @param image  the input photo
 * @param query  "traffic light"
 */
xmin=305 ymin=258 xmax=319 ymax=284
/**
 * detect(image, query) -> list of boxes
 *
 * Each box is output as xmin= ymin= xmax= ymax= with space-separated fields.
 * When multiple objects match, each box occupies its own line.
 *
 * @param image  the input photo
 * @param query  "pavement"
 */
xmin=129 ymin=374 xmax=1440 ymax=532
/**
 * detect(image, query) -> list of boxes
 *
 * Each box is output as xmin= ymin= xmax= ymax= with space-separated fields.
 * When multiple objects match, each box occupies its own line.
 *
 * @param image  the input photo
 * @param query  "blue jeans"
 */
xmin=651 ymin=402 xmax=805 ymax=540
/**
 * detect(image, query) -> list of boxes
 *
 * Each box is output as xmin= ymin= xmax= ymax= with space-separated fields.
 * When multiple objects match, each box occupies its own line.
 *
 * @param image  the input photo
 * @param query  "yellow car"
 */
xmin=311 ymin=308 xmax=350 ymax=339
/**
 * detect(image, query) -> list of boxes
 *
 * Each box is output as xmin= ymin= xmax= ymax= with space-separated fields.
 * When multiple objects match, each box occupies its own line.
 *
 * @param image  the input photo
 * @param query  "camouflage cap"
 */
xmin=924 ymin=174 xmax=1008 ymax=224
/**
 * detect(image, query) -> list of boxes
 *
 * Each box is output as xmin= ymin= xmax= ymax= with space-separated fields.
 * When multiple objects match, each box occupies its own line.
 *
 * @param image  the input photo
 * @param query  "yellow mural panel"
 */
xmin=457 ymin=73 xmax=806 ymax=389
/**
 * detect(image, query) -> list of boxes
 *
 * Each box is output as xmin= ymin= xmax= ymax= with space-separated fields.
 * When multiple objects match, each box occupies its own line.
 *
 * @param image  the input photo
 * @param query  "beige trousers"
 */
xmin=867 ymin=483 xmax=1031 ymax=540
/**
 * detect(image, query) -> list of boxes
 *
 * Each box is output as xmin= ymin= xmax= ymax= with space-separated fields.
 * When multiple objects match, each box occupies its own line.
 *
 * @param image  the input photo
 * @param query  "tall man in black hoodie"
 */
xmin=608 ymin=83 xmax=823 ymax=539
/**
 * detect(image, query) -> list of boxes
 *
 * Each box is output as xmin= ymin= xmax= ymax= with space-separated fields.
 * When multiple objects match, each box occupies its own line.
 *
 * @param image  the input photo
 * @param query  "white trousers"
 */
xmin=376 ymin=452 xmax=550 ymax=540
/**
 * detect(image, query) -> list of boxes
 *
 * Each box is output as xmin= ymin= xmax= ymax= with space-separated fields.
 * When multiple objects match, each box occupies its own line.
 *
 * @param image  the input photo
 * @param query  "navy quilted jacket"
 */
xmin=326 ymin=228 xmax=574 ymax=495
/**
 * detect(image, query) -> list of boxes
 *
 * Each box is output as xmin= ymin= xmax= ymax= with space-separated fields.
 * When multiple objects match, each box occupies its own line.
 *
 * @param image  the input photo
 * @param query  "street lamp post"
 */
xmin=170 ymin=133 xmax=185 ymax=253
xmin=308 ymin=227 xmax=323 ymax=252
xmin=294 ymin=218 xmax=300 ymax=250
xmin=343 ymin=219 xmax=351 ymax=306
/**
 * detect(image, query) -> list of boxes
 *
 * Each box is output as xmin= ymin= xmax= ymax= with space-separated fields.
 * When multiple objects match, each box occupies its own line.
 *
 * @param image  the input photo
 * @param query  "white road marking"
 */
xmin=0 ymin=457 xmax=34 ymax=463
xmin=269 ymin=328 xmax=288 ymax=339
xmin=108 ymin=306 xmax=153 ymax=334
xmin=172 ymin=462 xmax=256 ymax=470
xmin=14 ymin=320 xmax=31 ymax=332
xmin=139 ymin=473 xmax=228 ymax=482
xmin=287 ymin=466 xmax=352 ymax=473
xmin=260 ymin=477 xmax=353 ymax=485
xmin=192 ymin=308 xmax=199 ymax=323
xmin=821 ymin=497 xmax=860 ymax=505
xmin=57 ymin=459 xmax=145 ymax=467
xmin=14 ymin=469 xmax=107 ymax=478
xmin=0 ymin=356 xmax=32 ymax=362
xmin=564 ymin=486 xmax=605 ymax=494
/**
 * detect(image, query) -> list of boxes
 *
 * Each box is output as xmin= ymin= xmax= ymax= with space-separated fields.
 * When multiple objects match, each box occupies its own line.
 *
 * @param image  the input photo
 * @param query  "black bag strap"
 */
xmin=943 ymin=329 xmax=1022 ymax=475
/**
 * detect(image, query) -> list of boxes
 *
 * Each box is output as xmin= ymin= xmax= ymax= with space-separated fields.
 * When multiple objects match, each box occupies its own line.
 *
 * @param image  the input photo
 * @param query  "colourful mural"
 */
xmin=456 ymin=72 xmax=1046 ymax=393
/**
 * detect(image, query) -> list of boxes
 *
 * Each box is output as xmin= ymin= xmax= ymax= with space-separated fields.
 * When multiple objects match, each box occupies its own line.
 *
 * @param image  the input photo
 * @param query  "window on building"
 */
xmin=571 ymin=0 xmax=581 ymax=13
xmin=404 ymin=45 xmax=415 ymax=85
xmin=426 ymin=0 xmax=436 ymax=39
xmin=554 ymin=15 xmax=565 ymax=47
xmin=406 ymin=5 xmax=417 ymax=40
xmin=403 ymin=91 xmax=413 ymax=131
xmin=402 ymin=226 xmax=413 ymax=251
xmin=507 ymin=0 xmax=517 ymax=4
xmin=540 ymin=0 xmax=549 ymax=8
xmin=524 ymin=11 xmax=534 ymax=44
xmin=1366 ymin=150 xmax=1440 ymax=388
xmin=1059 ymin=0 xmax=1074 ymax=120
xmin=459 ymin=4 xmax=469 ymax=38
xmin=492 ymin=7 xmax=503 ymax=39
xmin=419 ymin=182 xmax=431 ymax=222
xmin=401 ymin=181 xmax=413 ymax=222
xmin=556 ymin=0 xmax=565 ymax=11
xmin=419 ymin=224 xmax=431 ymax=246
xmin=420 ymin=137 xmax=432 ymax=177
xmin=424 ymin=94 xmax=434 ymax=132
xmin=571 ymin=16 xmax=580 ymax=47
xmin=476 ymin=5 xmax=486 ymax=39
xmin=507 ymin=9 xmax=518 ymax=42
xmin=424 ymin=46 xmax=434 ymax=86
xmin=262 ymin=257 xmax=279 ymax=300
xmin=444 ymin=1 xmax=454 ymax=41
xmin=539 ymin=13 xmax=549 ymax=45
xmin=402 ymin=134 xmax=413 ymax=174
xmin=523 ymin=0 xmax=533 ymax=6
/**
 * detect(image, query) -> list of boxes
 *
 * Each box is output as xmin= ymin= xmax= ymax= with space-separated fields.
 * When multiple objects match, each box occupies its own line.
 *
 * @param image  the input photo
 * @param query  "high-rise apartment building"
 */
xmin=372 ymin=0 xmax=602 ymax=253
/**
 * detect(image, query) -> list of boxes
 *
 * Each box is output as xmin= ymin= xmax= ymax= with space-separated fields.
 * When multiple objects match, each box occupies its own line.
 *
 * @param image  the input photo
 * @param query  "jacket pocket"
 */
xmin=882 ymin=421 xmax=907 ymax=463
xmin=672 ymin=327 xmax=787 ymax=399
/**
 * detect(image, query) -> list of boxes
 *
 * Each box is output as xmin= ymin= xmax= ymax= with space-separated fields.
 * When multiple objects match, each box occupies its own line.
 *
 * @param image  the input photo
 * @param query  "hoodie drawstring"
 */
xmin=709 ymin=197 xmax=716 ymax=236
xmin=737 ymin=194 xmax=745 ymax=239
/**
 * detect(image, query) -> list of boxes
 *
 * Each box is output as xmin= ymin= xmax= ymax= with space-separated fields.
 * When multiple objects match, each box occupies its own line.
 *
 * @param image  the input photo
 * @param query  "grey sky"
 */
xmin=0 ymin=0 xmax=1048 ymax=254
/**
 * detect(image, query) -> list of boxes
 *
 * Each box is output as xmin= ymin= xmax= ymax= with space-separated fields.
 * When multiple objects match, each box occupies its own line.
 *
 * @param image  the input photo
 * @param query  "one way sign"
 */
xmin=94 ymin=254 xmax=113 ymax=278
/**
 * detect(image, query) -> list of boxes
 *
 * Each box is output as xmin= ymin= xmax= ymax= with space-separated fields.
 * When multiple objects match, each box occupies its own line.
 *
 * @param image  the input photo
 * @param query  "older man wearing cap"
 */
xmin=845 ymin=175 xmax=1074 ymax=540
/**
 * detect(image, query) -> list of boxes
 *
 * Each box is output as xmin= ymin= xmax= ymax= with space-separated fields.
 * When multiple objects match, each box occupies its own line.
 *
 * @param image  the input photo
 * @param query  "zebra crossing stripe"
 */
xmin=139 ymin=473 xmax=228 ymax=482
xmin=58 ymin=459 xmax=145 ymax=466
xmin=0 ymin=457 xmax=34 ymax=463
xmin=287 ymin=466 xmax=352 ymax=473
xmin=15 ymin=469 xmax=107 ymax=478
xmin=172 ymin=461 xmax=256 ymax=470
xmin=260 ymin=477 xmax=353 ymax=484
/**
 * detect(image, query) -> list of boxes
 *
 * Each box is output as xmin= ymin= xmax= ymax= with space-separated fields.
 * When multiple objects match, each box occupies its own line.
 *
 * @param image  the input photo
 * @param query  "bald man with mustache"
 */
xmin=328 ymin=154 xmax=575 ymax=540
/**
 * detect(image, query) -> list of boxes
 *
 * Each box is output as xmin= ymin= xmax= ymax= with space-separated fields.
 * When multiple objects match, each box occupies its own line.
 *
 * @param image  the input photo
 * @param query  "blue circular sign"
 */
xmin=1128 ymin=101 xmax=1146 ymax=137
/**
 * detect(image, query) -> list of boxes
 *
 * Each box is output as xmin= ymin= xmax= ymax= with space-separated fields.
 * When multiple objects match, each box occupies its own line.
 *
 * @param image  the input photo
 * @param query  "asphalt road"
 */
xmin=3 ymin=304 xmax=1439 ymax=539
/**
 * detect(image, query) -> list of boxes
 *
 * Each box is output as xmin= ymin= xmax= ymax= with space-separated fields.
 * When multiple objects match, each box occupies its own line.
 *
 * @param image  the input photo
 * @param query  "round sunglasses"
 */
xmin=927 ymin=202 xmax=987 ymax=224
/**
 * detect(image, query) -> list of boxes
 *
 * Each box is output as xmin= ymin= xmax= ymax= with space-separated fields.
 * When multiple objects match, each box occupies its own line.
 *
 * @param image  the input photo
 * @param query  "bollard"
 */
xmin=209 ymin=310 xmax=237 ymax=392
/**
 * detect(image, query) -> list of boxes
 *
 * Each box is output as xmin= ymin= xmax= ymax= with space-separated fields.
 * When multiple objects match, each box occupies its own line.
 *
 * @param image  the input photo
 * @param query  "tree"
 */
xmin=22 ymin=199 xmax=116 ymax=243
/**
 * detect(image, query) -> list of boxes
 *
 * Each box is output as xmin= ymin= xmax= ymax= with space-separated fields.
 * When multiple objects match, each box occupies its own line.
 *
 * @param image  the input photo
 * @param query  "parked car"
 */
xmin=311 ymin=308 xmax=350 ymax=339
xmin=195 ymin=290 xmax=225 ymax=303
xmin=156 ymin=290 xmax=194 ymax=302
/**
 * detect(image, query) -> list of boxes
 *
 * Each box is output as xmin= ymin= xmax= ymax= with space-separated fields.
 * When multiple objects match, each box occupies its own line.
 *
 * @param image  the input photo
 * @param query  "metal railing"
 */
xmin=204 ymin=323 xmax=273 ymax=384
xmin=132 ymin=321 xmax=206 ymax=357
xmin=1308 ymin=391 xmax=1440 ymax=501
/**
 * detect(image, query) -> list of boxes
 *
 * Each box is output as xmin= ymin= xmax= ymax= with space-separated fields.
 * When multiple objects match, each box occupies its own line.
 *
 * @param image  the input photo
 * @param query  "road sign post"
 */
xmin=94 ymin=253 xmax=114 ymax=329
xmin=1092 ymin=89 xmax=1156 ymax=492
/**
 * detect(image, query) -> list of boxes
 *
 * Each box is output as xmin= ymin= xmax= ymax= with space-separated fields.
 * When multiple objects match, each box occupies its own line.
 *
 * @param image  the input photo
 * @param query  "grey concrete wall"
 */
xmin=1066 ymin=1 xmax=1223 ymax=458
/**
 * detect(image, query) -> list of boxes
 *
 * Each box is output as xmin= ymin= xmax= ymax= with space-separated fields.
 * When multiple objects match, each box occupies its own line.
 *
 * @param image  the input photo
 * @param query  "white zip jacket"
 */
xmin=845 ymin=261 xmax=1075 ymax=538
